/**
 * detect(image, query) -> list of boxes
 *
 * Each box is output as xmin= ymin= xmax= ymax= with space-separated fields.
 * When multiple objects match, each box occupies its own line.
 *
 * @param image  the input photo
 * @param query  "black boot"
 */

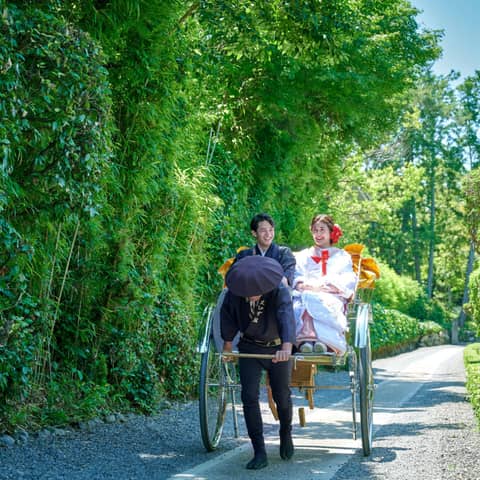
xmin=247 ymin=436 xmax=268 ymax=470
xmin=278 ymin=408 xmax=294 ymax=460
xmin=243 ymin=402 xmax=268 ymax=469
xmin=246 ymin=451 xmax=268 ymax=470
xmin=279 ymin=430 xmax=294 ymax=460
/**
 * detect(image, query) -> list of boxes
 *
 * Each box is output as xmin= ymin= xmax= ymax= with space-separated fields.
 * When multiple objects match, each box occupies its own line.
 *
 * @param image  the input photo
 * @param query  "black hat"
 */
xmin=226 ymin=255 xmax=283 ymax=297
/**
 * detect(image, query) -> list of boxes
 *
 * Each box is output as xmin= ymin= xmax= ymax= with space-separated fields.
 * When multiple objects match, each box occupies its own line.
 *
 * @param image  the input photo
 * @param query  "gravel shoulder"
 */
xmin=0 ymin=399 xmax=244 ymax=480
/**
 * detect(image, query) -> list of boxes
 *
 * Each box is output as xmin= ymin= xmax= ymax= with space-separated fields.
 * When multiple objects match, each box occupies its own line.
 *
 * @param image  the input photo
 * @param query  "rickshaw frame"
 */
xmin=197 ymin=284 xmax=375 ymax=456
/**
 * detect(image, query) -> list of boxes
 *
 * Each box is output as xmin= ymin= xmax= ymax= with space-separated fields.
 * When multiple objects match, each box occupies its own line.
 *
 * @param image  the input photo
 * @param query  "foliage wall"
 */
xmin=464 ymin=344 xmax=480 ymax=425
xmin=468 ymin=268 xmax=480 ymax=335
xmin=1 ymin=3 xmax=116 ymax=426
xmin=0 ymin=0 xmax=442 ymax=429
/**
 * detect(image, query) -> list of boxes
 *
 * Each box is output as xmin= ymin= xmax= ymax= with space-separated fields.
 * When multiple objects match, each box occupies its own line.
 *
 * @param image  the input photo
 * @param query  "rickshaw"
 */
xmin=197 ymin=244 xmax=379 ymax=457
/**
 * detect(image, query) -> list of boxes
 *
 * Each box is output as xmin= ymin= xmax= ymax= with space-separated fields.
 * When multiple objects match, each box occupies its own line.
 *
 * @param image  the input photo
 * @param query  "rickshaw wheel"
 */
xmin=199 ymin=332 xmax=229 ymax=451
xmin=358 ymin=326 xmax=373 ymax=456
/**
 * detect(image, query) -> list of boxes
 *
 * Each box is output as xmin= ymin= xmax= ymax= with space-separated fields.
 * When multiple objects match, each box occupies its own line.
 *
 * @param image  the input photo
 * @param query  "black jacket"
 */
xmin=220 ymin=285 xmax=296 ymax=345
xmin=236 ymin=243 xmax=296 ymax=287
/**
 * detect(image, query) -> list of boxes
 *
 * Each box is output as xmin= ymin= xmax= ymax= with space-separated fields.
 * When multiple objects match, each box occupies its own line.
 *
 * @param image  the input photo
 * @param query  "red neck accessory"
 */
xmin=311 ymin=249 xmax=329 ymax=275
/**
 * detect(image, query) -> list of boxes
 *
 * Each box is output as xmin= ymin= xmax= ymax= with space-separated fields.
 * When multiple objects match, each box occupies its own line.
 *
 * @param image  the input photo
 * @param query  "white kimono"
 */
xmin=293 ymin=247 xmax=357 ymax=354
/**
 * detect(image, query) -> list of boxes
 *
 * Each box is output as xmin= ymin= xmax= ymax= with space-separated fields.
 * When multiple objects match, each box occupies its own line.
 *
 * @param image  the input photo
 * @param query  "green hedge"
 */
xmin=418 ymin=320 xmax=445 ymax=335
xmin=466 ymin=268 xmax=480 ymax=337
xmin=370 ymin=304 xmax=421 ymax=357
xmin=464 ymin=343 xmax=480 ymax=426
xmin=374 ymin=262 xmax=449 ymax=326
xmin=374 ymin=264 xmax=424 ymax=312
xmin=368 ymin=304 xmax=448 ymax=359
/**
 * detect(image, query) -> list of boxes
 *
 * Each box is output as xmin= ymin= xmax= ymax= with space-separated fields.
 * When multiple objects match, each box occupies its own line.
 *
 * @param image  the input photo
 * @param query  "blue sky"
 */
xmin=412 ymin=0 xmax=480 ymax=79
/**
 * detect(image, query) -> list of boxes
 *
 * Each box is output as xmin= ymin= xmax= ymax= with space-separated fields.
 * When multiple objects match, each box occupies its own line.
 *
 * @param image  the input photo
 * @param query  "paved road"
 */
xmin=169 ymin=344 xmax=480 ymax=480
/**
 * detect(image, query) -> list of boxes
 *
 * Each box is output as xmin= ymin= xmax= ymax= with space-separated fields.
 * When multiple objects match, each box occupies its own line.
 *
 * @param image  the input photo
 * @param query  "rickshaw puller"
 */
xmin=221 ymin=255 xmax=296 ymax=470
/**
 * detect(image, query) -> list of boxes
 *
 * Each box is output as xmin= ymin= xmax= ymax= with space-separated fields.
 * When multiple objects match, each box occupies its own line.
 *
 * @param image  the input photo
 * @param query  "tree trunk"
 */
xmin=411 ymin=198 xmax=422 ymax=284
xmin=426 ymin=168 xmax=436 ymax=299
xmin=457 ymin=239 xmax=476 ymax=328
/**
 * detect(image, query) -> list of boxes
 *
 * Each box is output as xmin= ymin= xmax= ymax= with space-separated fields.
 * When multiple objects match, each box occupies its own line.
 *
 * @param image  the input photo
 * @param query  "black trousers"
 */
xmin=238 ymin=341 xmax=293 ymax=455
